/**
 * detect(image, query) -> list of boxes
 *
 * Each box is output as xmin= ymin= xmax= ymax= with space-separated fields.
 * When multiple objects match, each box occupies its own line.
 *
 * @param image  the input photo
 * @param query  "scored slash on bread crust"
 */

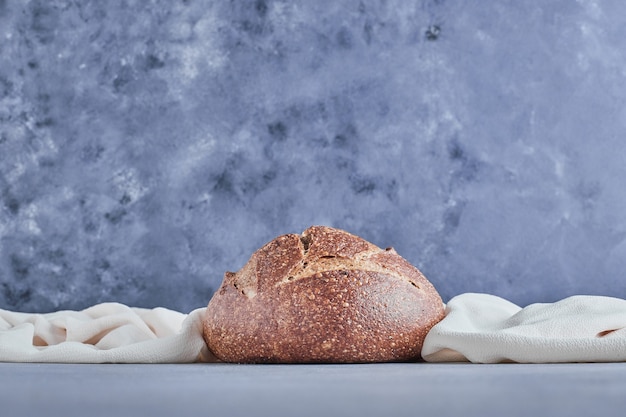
xmin=231 ymin=227 xmax=426 ymax=295
xmin=203 ymin=225 xmax=445 ymax=363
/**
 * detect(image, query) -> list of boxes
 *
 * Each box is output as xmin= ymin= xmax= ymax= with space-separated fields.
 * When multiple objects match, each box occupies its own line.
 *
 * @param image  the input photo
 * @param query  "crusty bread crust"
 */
xmin=202 ymin=226 xmax=445 ymax=363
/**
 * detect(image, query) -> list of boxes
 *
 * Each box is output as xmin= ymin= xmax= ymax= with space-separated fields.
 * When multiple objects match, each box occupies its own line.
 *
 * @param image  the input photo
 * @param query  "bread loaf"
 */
xmin=202 ymin=225 xmax=445 ymax=363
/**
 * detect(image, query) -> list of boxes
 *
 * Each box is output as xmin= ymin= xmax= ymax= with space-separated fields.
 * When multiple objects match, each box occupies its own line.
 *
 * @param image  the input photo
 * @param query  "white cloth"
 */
xmin=0 ymin=303 xmax=213 ymax=363
xmin=422 ymin=293 xmax=626 ymax=363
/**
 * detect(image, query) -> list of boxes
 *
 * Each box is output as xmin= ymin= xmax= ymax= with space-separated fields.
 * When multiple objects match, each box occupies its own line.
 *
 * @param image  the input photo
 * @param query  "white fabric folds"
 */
xmin=0 ymin=303 xmax=212 ymax=363
xmin=421 ymin=293 xmax=626 ymax=363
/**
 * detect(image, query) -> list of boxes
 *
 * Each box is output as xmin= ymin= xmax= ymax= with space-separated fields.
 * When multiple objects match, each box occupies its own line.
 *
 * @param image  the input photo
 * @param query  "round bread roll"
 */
xmin=202 ymin=225 xmax=445 ymax=363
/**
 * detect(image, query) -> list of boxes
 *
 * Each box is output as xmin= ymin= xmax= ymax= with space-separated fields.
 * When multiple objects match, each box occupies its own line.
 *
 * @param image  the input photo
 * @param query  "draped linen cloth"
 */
xmin=421 ymin=293 xmax=626 ymax=363
xmin=0 ymin=303 xmax=213 ymax=363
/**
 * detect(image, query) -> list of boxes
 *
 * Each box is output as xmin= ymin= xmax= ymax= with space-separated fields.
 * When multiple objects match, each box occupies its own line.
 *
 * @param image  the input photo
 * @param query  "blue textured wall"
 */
xmin=1 ymin=0 xmax=626 ymax=313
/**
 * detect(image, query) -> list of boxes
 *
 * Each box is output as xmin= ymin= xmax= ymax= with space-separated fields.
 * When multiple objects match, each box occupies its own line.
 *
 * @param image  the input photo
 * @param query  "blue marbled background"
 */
xmin=1 ymin=0 xmax=626 ymax=313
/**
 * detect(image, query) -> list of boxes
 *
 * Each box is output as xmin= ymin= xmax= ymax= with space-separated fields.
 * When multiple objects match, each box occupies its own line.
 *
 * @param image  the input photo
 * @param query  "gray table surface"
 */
xmin=1 ymin=362 xmax=624 ymax=417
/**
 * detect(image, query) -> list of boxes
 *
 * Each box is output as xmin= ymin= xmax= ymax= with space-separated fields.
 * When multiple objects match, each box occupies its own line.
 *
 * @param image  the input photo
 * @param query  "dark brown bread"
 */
xmin=202 ymin=226 xmax=445 ymax=363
